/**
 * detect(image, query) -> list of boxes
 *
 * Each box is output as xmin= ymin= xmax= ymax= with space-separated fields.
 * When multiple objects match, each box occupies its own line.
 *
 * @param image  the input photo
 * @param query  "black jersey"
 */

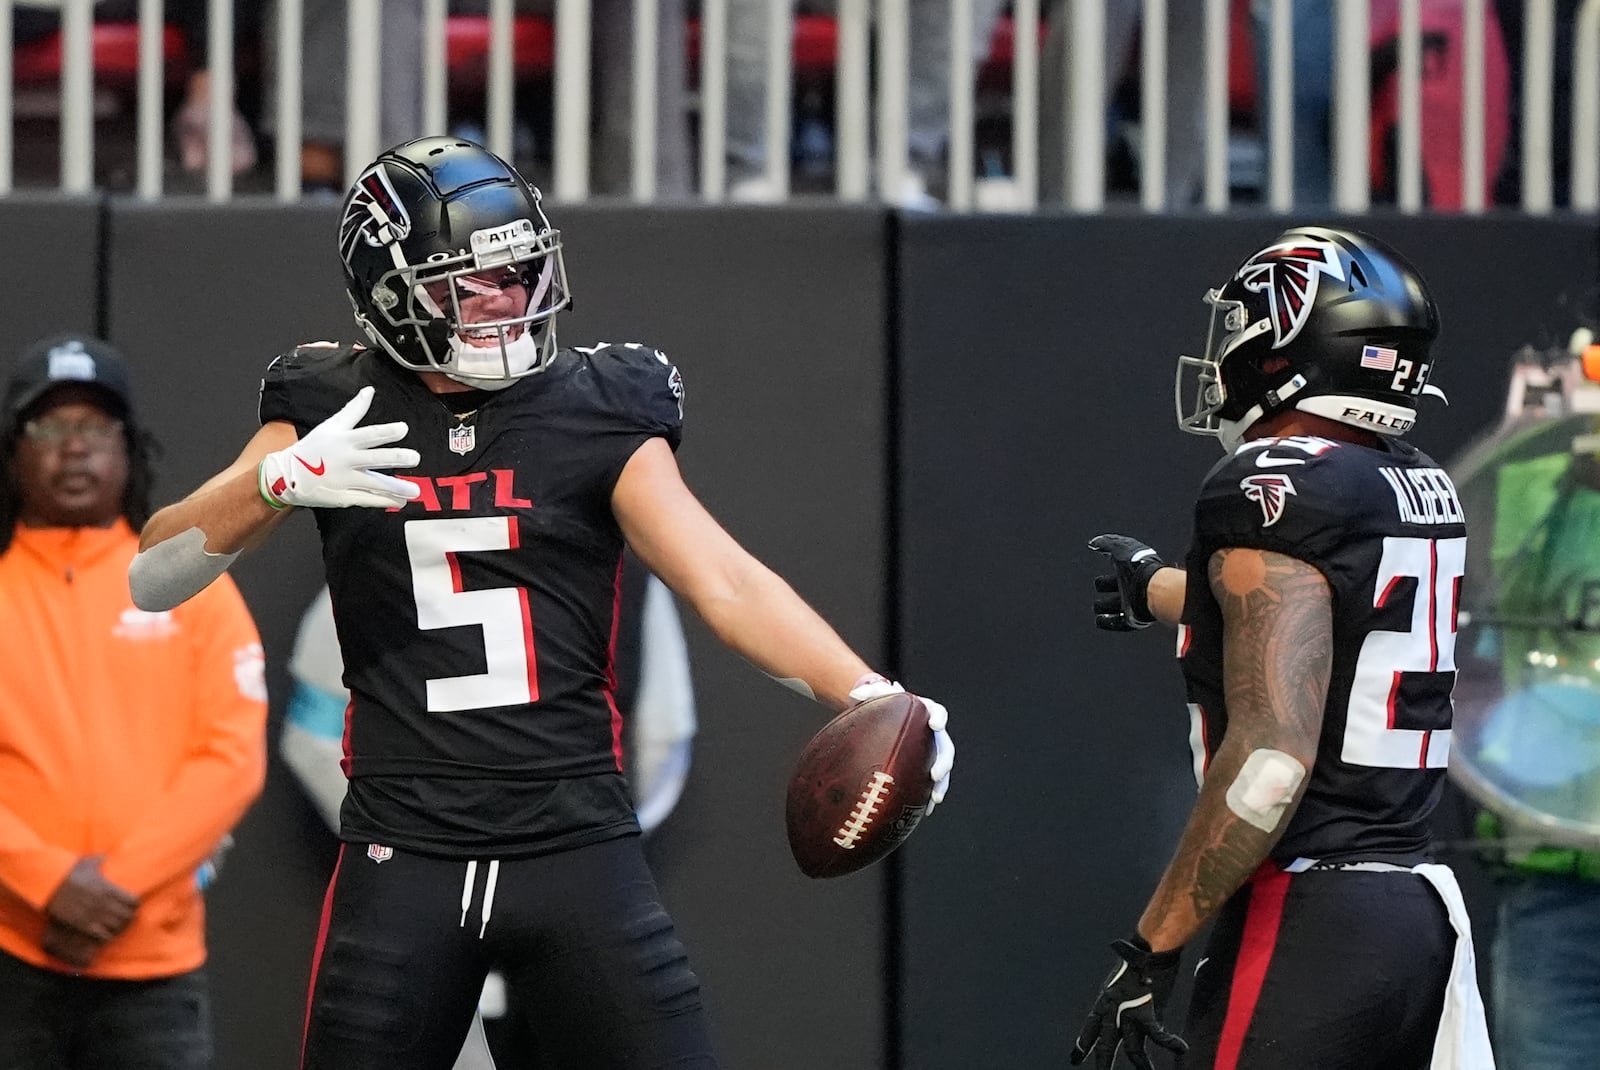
xmin=1178 ymin=434 xmax=1467 ymax=865
xmin=259 ymin=342 xmax=684 ymax=857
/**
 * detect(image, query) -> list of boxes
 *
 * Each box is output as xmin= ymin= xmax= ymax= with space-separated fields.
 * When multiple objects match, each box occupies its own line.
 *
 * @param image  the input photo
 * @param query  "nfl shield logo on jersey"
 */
xmin=367 ymin=844 xmax=394 ymax=864
xmin=448 ymin=423 xmax=476 ymax=455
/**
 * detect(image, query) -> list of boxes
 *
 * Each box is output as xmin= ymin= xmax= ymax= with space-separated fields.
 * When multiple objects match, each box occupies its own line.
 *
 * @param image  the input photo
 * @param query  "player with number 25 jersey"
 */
xmin=1077 ymin=227 xmax=1494 ymax=1070
xmin=1182 ymin=430 xmax=1466 ymax=868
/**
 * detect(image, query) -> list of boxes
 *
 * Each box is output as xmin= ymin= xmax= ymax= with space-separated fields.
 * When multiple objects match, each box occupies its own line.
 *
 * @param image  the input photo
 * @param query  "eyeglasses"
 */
xmin=20 ymin=417 xmax=125 ymax=447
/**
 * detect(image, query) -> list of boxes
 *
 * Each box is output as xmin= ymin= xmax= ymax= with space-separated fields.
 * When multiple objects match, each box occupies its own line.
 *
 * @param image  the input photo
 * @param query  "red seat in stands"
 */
xmin=13 ymin=22 xmax=189 ymax=92
xmin=446 ymin=14 xmax=557 ymax=89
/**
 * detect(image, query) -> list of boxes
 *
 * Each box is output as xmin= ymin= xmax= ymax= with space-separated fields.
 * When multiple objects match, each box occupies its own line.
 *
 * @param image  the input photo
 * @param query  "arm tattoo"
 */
xmin=1137 ymin=549 xmax=1332 ymax=950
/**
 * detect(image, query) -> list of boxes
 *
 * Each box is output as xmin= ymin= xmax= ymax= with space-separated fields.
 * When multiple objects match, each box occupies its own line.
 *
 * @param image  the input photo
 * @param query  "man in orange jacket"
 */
xmin=0 ymin=334 xmax=268 ymax=1069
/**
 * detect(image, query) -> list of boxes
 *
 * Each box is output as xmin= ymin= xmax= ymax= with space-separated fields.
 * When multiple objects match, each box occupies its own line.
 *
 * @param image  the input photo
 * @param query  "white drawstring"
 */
xmin=459 ymin=858 xmax=500 ymax=939
xmin=460 ymin=860 xmax=478 ymax=928
xmin=479 ymin=860 xmax=500 ymax=939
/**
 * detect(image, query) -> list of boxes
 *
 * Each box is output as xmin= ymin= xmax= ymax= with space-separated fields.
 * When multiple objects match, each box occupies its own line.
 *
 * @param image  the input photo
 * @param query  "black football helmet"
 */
xmin=338 ymin=136 xmax=571 ymax=386
xmin=1177 ymin=225 xmax=1441 ymax=450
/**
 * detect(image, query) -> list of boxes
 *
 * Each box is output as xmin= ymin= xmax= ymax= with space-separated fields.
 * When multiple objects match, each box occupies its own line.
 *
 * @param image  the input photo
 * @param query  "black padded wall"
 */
xmin=1 ymin=196 xmax=103 ymax=345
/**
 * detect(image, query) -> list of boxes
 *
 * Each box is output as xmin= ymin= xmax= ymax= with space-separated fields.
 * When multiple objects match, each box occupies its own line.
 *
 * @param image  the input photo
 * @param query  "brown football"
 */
xmin=785 ymin=691 xmax=934 ymax=879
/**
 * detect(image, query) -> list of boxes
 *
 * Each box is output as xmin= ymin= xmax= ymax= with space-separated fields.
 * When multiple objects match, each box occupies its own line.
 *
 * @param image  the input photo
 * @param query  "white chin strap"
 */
xmin=1216 ymin=374 xmax=1309 ymax=452
xmin=445 ymin=329 xmax=544 ymax=389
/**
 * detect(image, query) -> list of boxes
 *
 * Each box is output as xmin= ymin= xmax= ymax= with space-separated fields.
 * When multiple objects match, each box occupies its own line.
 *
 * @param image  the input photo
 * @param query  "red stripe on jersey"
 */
xmin=605 ymin=555 xmax=626 ymax=771
xmin=1418 ymin=729 xmax=1432 ymax=768
xmin=339 ymin=700 xmax=355 ymax=777
xmin=1199 ymin=707 xmax=1211 ymax=777
xmin=300 ymin=844 xmax=346 ymax=1069
xmin=507 ymin=517 xmax=540 ymax=701
xmin=445 ymin=551 xmax=464 ymax=593
xmin=1386 ymin=671 xmax=1402 ymax=730
xmin=517 ymin=586 xmax=540 ymax=702
xmin=1427 ymin=540 xmax=1439 ymax=671
xmin=1451 ymin=575 xmax=1461 ymax=633
xmin=1214 ymin=869 xmax=1293 ymax=1070
xmin=1376 ymin=574 xmax=1402 ymax=607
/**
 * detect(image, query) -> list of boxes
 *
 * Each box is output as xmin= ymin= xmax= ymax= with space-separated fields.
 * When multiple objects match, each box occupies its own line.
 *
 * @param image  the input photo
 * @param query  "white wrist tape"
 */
xmin=128 ymin=527 xmax=239 ymax=612
xmin=1225 ymin=748 xmax=1306 ymax=833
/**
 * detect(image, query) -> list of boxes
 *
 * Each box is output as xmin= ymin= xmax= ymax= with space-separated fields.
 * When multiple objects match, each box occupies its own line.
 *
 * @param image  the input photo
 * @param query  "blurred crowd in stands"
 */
xmin=6 ymin=0 xmax=1592 ymax=208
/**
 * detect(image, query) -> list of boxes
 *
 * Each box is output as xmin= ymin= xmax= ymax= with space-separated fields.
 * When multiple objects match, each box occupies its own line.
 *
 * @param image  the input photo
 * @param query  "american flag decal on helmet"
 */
xmin=339 ymin=164 xmax=412 ymax=264
xmin=1240 ymin=473 xmax=1297 ymax=527
xmin=1235 ymin=239 xmax=1346 ymax=350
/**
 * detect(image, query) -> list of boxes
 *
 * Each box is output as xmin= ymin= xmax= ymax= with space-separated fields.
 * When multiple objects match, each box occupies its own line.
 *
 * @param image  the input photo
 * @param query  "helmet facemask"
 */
xmin=1176 ymin=287 xmax=1296 ymax=450
xmin=365 ymin=217 xmax=571 ymax=389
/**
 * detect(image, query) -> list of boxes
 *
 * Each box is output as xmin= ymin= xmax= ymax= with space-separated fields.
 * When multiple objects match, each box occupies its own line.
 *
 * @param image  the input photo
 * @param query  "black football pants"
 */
xmin=300 ymin=833 xmax=717 ymax=1070
xmin=1181 ymin=868 xmax=1454 ymax=1070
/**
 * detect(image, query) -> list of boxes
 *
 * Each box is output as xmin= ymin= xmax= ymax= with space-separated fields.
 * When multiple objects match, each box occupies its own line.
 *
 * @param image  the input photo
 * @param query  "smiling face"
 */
xmin=421 ymin=266 xmax=532 ymax=346
xmin=10 ymin=385 xmax=129 ymax=529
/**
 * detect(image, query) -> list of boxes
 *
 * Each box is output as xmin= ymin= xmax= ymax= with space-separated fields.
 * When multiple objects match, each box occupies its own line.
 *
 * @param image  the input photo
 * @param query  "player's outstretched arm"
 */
xmin=1137 ymin=547 xmax=1329 ymax=951
xmin=1146 ymin=567 xmax=1186 ymax=625
xmin=612 ymin=438 xmax=872 ymax=712
xmin=614 ymin=439 xmax=955 ymax=812
xmin=1088 ymin=534 xmax=1186 ymax=629
xmin=131 ymin=387 xmax=420 ymax=611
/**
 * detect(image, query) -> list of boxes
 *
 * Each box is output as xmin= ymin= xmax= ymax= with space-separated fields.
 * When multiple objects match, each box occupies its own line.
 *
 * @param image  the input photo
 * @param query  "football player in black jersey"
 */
xmin=127 ymin=137 xmax=955 ymax=1070
xmin=1074 ymin=227 xmax=1493 ymax=1070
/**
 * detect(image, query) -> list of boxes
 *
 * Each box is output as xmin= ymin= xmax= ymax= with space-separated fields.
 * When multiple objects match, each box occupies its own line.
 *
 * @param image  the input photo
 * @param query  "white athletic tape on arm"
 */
xmin=1224 ymin=748 xmax=1306 ymax=833
xmin=128 ymin=527 xmax=240 ymax=612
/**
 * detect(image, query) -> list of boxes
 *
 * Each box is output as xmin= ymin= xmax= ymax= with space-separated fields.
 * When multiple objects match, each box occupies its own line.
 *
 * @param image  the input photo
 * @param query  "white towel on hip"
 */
xmin=450 ymin=1011 xmax=498 ymax=1070
xmin=1413 ymin=863 xmax=1496 ymax=1070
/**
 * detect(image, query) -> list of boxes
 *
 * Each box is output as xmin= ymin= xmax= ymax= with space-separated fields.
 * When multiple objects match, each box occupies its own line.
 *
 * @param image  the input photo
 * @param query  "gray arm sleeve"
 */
xmin=128 ymin=527 xmax=241 ymax=612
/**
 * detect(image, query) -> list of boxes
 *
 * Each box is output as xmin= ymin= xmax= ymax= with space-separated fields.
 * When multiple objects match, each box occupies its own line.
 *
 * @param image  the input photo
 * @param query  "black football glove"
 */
xmin=1088 ymin=534 xmax=1168 ymax=631
xmin=1072 ymin=936 xmax=1188 ymax=1070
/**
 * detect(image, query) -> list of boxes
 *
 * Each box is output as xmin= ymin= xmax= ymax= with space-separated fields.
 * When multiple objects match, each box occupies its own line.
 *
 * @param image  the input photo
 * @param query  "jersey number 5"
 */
xmin=405 ymin=517 xmax=539 ymax=712
xmin=1344 ymin=535 xmax=1465 ymax=769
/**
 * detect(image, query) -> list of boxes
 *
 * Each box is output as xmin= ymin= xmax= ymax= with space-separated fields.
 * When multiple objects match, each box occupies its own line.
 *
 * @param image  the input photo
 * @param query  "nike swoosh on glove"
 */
xmin=259 ymin=386 xmax=422 ymax=510
xmin=849 ymin=675 xmax=954 ymax=815
xmin=1087 ymin=533 xmax=1168 ymax=631
xmin=1072 ymin=936 xmax=1188 ymax=1070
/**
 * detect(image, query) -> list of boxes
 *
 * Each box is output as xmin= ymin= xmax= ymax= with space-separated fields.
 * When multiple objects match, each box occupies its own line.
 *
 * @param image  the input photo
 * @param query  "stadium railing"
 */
xmin=0 ymin=0 xmax=1594 ymax=212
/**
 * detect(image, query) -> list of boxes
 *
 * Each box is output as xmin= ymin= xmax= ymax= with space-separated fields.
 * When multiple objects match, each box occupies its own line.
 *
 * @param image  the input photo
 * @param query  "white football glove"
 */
xmin=849 ymin=675 xmax=954 ymax=815
xmin=259 ymin=386 xmax=421 ymax=510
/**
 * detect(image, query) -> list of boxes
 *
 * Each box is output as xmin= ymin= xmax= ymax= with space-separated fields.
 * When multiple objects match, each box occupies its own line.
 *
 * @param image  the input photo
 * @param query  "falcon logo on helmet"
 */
xmin=1236 ymin=240 xmax=1346 ymax=349
xmin=339 ymin=164 xmax=412 ymax=265
xmin=1240 ymin=473 xmax=1297 ymax=527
